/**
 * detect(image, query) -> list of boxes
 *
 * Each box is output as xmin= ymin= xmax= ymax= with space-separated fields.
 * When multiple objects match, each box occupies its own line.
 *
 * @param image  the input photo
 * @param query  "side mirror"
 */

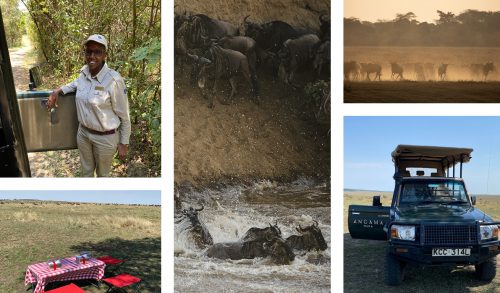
xmin=471 ymin=196 xmax=476 ymax=205
xmin=372 ymin=195 xmax=382 ymax=207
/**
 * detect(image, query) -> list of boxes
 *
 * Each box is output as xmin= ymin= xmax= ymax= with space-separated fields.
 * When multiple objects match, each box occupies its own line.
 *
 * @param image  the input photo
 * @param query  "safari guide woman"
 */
xmin=47 ymin=34 xmax=130 ymax=177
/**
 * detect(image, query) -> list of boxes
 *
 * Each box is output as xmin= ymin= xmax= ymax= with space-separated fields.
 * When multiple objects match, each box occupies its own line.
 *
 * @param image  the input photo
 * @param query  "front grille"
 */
xmin=422 ymin=224 xmax=478 ymax=245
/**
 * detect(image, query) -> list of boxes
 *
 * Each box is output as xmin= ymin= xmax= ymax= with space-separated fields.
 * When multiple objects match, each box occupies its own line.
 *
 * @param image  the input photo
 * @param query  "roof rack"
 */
xmin=391 ymin=145 xmax=473 ymax=178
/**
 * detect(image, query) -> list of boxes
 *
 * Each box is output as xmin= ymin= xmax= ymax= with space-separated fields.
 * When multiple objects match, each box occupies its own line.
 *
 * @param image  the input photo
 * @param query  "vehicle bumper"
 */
xmin=388 ymin=242 xmax=500 ymax=266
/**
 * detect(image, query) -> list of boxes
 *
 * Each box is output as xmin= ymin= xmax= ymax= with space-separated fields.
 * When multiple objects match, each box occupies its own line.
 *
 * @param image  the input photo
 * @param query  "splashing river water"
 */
xmin=174 ymin=179 xmax=331 ymax=292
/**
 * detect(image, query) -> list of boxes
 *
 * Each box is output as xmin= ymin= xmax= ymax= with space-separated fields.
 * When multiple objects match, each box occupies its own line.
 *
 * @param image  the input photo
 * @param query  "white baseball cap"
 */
xmin=83 ymin=34 xmax=108 ymax=50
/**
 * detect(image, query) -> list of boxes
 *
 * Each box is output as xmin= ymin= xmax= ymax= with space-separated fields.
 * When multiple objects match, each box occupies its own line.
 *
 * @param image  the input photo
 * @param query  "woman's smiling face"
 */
xmin=84 ymin=41 xmax=106 ymax=75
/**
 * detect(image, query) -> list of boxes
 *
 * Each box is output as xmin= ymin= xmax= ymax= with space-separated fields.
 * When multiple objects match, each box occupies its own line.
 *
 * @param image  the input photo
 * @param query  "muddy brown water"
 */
xmin=174 ymin=179 xmax=331 ymax=292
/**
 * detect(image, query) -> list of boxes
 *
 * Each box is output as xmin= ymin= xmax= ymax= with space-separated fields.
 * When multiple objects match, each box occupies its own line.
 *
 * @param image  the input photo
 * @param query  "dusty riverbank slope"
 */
xmin=174 ymin=0 xmax=330 ymax=186
xmin=174 ymin=74 xmax=330 ymax=186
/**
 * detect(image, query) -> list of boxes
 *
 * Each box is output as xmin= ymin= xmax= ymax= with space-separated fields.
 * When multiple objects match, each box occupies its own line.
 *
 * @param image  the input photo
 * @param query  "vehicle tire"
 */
xmin=385 ymin=249 xmax=405 ymax=286
xmin=475 ymin=258 xmax=497 ymax=281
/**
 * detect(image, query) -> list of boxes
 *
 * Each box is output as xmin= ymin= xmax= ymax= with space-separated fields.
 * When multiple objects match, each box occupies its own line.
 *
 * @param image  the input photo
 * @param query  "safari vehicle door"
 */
xmin=0 ymin=9 xmax=78 ymax=177
xmin=348 ymin=196 xmax=390 ymax=240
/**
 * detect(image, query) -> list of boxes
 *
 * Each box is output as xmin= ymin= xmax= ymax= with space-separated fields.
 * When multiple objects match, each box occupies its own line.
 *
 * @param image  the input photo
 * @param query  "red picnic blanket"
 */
xmin=25 ymin=257 xmax=105 ymax=293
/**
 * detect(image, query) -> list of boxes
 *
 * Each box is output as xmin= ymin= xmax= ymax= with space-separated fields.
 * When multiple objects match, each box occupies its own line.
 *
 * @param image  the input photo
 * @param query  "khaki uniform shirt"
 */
xmin=61 ymin=63 xmax=131 ymax=144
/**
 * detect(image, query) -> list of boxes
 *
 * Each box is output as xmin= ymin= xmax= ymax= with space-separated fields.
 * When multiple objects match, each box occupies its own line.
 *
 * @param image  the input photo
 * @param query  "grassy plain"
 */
xmin=344 ymin=191 xmax=500 ymax=293
xmin=344 ymin=81 xmax=500 ymax=103
xmin=0 ymin=201 xmax=161 ymax=292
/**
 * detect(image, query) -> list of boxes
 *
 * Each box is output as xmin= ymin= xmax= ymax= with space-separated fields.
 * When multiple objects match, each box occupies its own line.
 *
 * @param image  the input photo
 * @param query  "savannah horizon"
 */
xmin=0 ymin=190 xmax=161 ymax=205
xmin=344 ymin=0 xmax=500 ymax=23
xmin=343 ymin=188 xmax=500 ymax=197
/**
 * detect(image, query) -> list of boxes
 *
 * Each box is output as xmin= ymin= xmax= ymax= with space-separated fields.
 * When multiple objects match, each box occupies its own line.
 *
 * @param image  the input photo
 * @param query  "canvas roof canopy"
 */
xmin=391 ymin=145 xmax=473 ymax=176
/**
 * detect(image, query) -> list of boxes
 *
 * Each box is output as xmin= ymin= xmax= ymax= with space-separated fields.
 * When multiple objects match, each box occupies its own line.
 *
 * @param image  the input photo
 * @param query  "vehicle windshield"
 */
xmin=399 ymin=180 xmax=469 ymax=205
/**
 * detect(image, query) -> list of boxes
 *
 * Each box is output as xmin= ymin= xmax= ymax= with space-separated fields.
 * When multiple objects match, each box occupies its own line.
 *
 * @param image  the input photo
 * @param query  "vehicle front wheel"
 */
xmin=385 ymin=249 xmax=405 ymax=286
xmin=475 ymin=258 xmax=497 ymax=281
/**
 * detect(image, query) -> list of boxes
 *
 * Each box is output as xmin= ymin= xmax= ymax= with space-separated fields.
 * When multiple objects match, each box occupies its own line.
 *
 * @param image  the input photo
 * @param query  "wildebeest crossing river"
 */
xmin=174 ymin=179 xmax=331 ymax=292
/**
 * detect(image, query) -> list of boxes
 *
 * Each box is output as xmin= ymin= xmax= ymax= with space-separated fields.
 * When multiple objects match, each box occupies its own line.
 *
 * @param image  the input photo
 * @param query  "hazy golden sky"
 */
xmin=345 ymin=0 xmax=500 ymax=23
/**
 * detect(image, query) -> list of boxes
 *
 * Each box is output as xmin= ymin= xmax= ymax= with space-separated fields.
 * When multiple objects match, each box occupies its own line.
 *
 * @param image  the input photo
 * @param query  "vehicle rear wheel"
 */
xmin=384 ymin=248 xmax=405 ymax=286
xmin=475 ymin=258 xmax=497 ymax=281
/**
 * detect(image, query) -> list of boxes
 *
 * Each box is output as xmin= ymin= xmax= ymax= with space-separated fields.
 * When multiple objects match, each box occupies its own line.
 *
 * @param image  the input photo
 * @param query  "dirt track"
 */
xmin=344 ymin=81 xmax=500 ymax=103
xmin=8 ymin=39 xmax=31 ymax=91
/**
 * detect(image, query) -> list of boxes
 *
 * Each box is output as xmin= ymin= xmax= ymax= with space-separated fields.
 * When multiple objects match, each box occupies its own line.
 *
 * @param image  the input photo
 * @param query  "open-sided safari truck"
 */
xmin=348 ymin=145 xmax=500 ymax=285
xmin=0 ymin=9 xmax=78 ymax=176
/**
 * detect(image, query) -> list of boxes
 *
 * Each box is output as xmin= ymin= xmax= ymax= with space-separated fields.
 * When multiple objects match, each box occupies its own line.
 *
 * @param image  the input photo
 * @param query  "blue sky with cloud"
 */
xmin=0 ymin=190 xmax=161 ymax=204
xmin=345 ymin=116 xmax=500 ymax=195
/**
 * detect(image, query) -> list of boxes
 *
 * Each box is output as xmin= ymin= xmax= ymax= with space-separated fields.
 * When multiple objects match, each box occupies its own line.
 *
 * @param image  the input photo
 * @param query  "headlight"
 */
xmin=480 ymin=225 xmax=499 ymax=240
xmin=391 ymin=225 xmax=416 ymax=241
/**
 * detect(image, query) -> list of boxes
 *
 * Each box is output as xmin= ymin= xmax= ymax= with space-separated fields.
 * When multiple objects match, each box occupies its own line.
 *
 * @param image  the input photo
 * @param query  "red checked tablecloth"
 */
xmin=25 ymin=257 xmax=105 ymax=293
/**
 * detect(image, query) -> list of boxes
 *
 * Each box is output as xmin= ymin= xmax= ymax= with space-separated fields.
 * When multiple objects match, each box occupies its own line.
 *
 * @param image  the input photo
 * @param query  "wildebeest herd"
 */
xmin=176 ymin=205 xmax=327 ymax=265
xmin=344 ymin=61 xmax=496 ymax=81
xmin=175 ymin=9 xmax=330 ymax=108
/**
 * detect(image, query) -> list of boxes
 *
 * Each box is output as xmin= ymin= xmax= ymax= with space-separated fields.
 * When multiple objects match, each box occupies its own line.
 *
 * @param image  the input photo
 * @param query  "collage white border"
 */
xmin=5 ymin=0 xmax=500 ymax=292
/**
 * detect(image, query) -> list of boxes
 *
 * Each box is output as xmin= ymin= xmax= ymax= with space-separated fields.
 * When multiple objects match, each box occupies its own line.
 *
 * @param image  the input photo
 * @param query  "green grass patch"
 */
xmin=0 ymin=201 xmax=160 ymax=292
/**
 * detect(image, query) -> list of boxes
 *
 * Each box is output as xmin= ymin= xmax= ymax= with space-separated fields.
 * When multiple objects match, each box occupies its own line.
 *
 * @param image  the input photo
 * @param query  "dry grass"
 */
xmin=344 ymin=191 xmax=500 ymax=292
xmin=12 ymin=211 xmax=39 ymax=222
xmin=344 ymin=81 xmax=500 ymax=103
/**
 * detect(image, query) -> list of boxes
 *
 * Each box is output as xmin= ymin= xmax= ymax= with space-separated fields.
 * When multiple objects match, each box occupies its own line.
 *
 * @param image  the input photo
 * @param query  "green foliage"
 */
xmin=128 ymin=37 xmax=161 ymax=162
xmin=0 ymin=0 xmax=24 ymax=47
xmin=304 ymin=80 xmax=329 ymax=109
xmin=130 ymin=37 xmax=161 ymax=65
xmin=304 ymin=80 xmax=330 ymax=124
xmin=23 ymin=0 xmax=162 ymax=175
xmin=345 ymin=9 xmax=500 ymax=46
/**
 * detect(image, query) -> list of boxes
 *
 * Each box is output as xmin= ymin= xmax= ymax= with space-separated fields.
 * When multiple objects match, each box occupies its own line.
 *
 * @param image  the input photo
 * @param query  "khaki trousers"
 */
xmin=77 ymin=125 xmax=119 ymax=177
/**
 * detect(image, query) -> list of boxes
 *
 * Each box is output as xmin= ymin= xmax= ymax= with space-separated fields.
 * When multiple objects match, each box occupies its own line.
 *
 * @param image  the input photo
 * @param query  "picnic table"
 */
xmin=25 ymin=256 xmax=105 ymax=293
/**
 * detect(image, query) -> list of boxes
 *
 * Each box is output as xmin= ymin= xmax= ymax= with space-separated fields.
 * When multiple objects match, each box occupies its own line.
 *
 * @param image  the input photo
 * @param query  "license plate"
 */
xmin=432 ymin=248 xmax=471 ymax=257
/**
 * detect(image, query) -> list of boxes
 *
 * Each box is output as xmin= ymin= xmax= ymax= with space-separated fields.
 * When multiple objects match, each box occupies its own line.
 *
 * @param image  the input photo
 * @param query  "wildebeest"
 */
xmin=414 ymin=63 xmax=425 ymax=81
xmin=424 ymin=63 xmax=435 ymax=80
xmin=285 ymin=221 xmax=328 ymax=251
xmin=206 ymin=237 xmax=295 ymax=264
xmin=188 ymin=45 xmax=259 ymax=108
xmin=318 ymin=14 xmax=330 ymax=41
xmin=176 ymin=206 xmax=213 ymax=249
xmin=210 ymin=36 xmax=258 ymax=77
xmin=174 ymin=9 xmax=190 ymax=39
xmin=344 ymin=61 xmax=361 ymax=81
xmin=242 ymin=16 xmax=308 ymax=78
xmin=361 ymin=63 xmax=382 ymax=81
xmin=242 ymin=16 xmax=304 ymax=53
xmin=175 ymin=14 xmax=238 ymax=74
xmin=263 ymin=237 xmax=295 ymax=264
xmin=241 ymin=222 xmax=281 ymax=242
xmin=390 ymin=62 xmax=403 ymax=80
xmin=189 ymin=14 xmax=238 ymax=46
xmin=313 ymin=40 xmax=330 ymax=77
xmin=278 ymin=34 xmax=321 ymax=85
xmin=438 ymin=63 xmax=448 ymax=81
xmin=470 ymin=62 xmax=495 ymax=81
